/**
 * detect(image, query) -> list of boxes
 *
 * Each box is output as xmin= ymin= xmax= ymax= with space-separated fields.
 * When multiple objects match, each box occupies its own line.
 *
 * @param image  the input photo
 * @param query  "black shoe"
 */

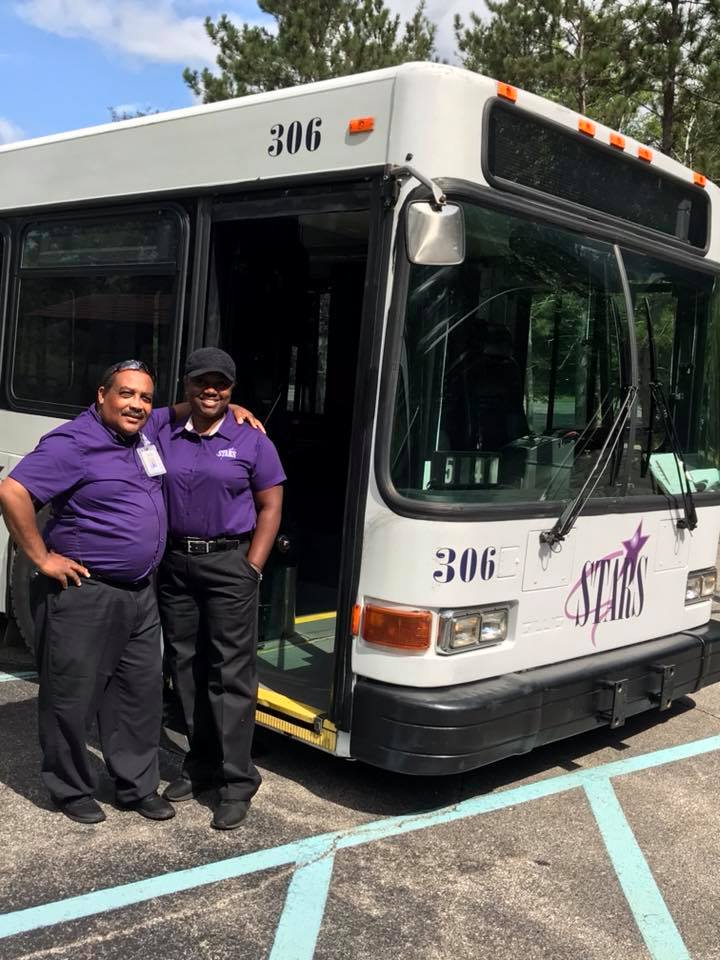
xmin=163 ymin=777 xmax=213 ymax=803
xmin=119 ymin=791 xmax=176 ymax=821
xmin=211 ymin=799 xmax=250 ymax=830
xmin=56 ymin=796 xmax=106 ymax=825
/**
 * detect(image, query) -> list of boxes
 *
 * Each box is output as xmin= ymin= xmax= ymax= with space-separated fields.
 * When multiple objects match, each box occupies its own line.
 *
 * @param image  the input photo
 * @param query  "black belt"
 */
xmin=168 ymin=533 xmax=252 ymax=554
xmin=89 ymin=573 xmax=152 ymax=590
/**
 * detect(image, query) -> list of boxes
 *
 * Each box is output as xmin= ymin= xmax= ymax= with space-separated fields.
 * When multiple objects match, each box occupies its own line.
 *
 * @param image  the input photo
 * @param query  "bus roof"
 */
xmin=1 ymin=61 xmax=716 ymax=257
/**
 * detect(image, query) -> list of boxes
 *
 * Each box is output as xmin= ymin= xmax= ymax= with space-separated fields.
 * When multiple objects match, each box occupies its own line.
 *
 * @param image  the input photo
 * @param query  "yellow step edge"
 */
xmin=257 ymin=684 xmax=336 ymax=730
xmin=294 ymin=611 xmax=336 ymax=624
xmin=255 ymin=710 xmax=337 ymax=752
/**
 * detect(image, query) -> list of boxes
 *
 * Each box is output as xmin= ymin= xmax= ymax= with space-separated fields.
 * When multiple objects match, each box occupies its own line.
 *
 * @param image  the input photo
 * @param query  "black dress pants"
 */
xmin=32 ymin=576 xmax=162 ymax=804
xmin=158 ymin=545 xmax=261 ymax=802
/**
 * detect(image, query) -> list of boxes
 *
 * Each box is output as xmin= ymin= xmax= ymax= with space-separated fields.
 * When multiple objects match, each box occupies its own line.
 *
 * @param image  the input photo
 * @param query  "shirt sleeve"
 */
xmin=143 ymin=406 xmax=173 ymax=442
xmin=8 ymin=428 xmax=85 ymax=504
xmin=250 ymin=434 xmax=287 ymax=492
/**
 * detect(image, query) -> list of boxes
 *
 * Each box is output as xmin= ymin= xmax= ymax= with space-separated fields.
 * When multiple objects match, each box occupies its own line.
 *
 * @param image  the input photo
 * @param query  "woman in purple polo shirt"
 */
xmin=156 ymin=347 xmax=285 ymax=830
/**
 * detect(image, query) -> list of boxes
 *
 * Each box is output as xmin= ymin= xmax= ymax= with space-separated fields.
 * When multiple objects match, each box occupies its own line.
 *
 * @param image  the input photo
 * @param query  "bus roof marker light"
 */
xmin=694 ymin=172 xmax=707 ymax=187
xmin=496 ymin=82 xmax=517 ymax=102
xmin=348 ymin=117 xmax=374 ymax=135
xmin=637 ymin=146 xmax=653 ymax=162
xmin=362 ymin=604 xmax=432 ymax=651
xmin=578 ymin=119 xmax=596 ymax=137
xmin=609 ymin=132 xmax=625 ymax=150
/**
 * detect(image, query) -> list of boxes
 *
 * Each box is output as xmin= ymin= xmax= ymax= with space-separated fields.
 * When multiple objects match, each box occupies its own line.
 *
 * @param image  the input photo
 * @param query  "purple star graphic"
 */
xmin=622 ymin=522 xmax=649 ymax=568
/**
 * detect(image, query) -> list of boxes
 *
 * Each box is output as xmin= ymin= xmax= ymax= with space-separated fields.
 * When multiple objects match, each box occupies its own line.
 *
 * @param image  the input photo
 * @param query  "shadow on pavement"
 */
xmin=0 ymin=692 xmax=186 ymax=812
xmin=250 ymin=695 xmax=699 ymax=817
xmin=0 ymin=672 xmax=699 ymax=822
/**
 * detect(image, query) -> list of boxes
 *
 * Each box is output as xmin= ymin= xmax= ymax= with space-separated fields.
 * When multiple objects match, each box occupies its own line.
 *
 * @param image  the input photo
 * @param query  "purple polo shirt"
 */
xmin=9 ymin=405 xmax=171 ymax=583
xmin=157 ymin=411 xmax=285 ymax=539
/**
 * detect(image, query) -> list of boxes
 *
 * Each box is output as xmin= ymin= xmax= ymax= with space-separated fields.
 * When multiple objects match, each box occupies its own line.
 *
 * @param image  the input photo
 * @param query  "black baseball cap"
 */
xmin=184 ymin=347 xmax=236 ymax=382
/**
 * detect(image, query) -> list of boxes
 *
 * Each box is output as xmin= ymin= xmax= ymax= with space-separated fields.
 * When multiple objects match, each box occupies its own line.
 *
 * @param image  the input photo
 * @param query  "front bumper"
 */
xmin=350 ymin=621 xmax=720 ymax=775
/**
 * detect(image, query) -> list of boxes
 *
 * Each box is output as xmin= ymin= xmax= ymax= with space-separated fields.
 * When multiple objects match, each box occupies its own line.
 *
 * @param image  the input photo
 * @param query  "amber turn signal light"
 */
xmin=348 ymin=117 xmax=374 ymax=134
xmin=362 ymin=604 xmax=432 ymax=651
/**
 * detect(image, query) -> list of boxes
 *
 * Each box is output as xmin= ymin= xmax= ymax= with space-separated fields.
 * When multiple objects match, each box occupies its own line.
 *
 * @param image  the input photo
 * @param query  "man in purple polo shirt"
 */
xmin=157 ymin=347 xmax=285 ymax=830
xmin=0 ymin=360 xmax=175 ymax=824
xmin=0 ymin=359 xmax=261 ymax=825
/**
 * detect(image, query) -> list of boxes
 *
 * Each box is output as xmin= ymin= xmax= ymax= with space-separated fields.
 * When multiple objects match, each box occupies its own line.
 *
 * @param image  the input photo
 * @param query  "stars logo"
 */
xmin=564 ymin=523 xmax=651 ymax=645
xmin=621 ymin=522 xmax=650 ymax=570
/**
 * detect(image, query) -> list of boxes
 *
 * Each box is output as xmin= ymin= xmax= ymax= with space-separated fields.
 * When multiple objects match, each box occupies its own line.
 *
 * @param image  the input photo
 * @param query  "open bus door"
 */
xmin=203 ymin=182 xmax=379 ymax=752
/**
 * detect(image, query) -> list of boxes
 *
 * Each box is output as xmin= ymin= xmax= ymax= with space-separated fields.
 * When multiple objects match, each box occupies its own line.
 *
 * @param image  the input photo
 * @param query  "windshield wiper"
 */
xmin=540 ymin=384 xmax=637 ymax=547
xmin=641 ymin=296 xmax=697 ymax=532
xmin=649 ymin=379 xmax=698 ymax=531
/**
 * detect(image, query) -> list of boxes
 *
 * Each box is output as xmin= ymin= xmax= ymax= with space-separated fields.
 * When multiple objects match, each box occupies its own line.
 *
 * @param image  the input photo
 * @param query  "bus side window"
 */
xmin=10 ymin=210 xmax=184 ymax=413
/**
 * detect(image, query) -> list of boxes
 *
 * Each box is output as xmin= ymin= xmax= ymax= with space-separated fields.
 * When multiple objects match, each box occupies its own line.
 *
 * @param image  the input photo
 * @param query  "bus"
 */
xmin=1 ymin=62 xmax=719 ymax=775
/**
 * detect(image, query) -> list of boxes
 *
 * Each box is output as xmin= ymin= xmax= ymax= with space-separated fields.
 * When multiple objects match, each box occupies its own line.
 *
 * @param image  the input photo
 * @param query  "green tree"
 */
xmin=455 ymin=0 xmax=720 ymax=179
xmin=620 ymin=0 xmax=720 ymax=168
xmin=184 ymin=0 xmax=436 ymax=103
xmin=455 ymin=0 xmax=628 ymax=123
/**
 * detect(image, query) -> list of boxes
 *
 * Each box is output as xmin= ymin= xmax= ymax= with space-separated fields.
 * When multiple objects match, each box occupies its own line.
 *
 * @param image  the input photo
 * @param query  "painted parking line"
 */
xmin=0 ymin=670 xmax=37 ymax=683
xmin=268 ymin=837 xmax=338 ymax=960
xmin=1 ymin=733 xmax=718 ymax=959
xmin=585 ymin=778 xmax=690 ymax=960
xmin=0 ymin=839 xmax=307 ymax=940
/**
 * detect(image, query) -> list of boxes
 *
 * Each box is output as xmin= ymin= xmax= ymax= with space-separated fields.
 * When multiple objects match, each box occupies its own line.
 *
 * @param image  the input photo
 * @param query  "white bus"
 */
xmin=1 ymin=62 xmax=719 ymax=774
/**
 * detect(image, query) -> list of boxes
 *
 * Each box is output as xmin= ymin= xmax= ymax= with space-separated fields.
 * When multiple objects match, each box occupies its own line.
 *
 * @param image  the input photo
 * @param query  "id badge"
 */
xmin=137 ymin=443 xmax=167 ymax=477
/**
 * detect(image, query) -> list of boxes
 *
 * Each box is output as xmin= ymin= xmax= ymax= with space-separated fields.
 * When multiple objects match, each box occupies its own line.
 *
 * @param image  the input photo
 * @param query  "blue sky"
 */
xmin=0 ymin=1 xmax=472 ymax=145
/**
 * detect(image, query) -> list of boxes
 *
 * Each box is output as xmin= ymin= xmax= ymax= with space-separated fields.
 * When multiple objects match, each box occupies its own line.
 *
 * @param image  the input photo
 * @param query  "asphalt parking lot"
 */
xmin=2 ymin=644 xmax=720 ymax=960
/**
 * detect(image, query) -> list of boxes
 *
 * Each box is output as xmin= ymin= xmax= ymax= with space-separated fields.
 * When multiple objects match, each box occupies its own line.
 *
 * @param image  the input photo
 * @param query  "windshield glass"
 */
xmin=623 ymin=250 xmax=720 ymax=497
xmin=390 ymin=202 xmax=630 ymax=505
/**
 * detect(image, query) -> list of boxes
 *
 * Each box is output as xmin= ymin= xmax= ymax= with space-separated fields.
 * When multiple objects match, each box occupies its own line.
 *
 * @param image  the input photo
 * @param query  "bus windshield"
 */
xmin=389 ymin=200 xmax=720 ymax=506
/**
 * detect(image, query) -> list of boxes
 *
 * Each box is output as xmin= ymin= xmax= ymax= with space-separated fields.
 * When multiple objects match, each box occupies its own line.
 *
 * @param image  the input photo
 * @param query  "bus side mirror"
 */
xmin=406 ymin=201 xmax=465 ymax=266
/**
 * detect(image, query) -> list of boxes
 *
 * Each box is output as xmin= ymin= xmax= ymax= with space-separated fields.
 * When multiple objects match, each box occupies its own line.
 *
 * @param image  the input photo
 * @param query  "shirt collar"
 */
xmin=181 ymin=409 xmax=233 ymax=440
xmin=89 ymin=403 xmax=142 ymax=446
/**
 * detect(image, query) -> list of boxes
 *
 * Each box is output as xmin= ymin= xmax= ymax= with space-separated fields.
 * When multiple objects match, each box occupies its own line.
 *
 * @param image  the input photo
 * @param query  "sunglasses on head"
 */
xmin=108 ymin=359 xmax=156 ymax=380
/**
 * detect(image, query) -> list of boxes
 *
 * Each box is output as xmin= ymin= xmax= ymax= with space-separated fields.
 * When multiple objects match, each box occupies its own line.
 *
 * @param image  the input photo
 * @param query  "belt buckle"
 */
xmin=187 ymin=538 xmax=209 ymax=555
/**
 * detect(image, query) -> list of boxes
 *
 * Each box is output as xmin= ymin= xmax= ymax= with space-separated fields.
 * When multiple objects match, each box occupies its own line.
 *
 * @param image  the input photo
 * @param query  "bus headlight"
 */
xmin=685 ymin=567 xmax=717 ymax=604
xmin=438 ymin=606 xmax=508 ymax=654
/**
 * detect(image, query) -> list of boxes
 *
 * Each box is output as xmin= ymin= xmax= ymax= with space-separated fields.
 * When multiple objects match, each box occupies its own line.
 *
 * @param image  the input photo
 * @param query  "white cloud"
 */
xmin=0 ymin=117 xmax=25 ymax=144
xmin=13 ymin=1 xmax=484 ymax=68
xmin=13 ymin=0 xmax=236 ymax=64
xmin=110 ymin=102 xmax=152 ymax=115
xmin=386 ymin=1 xmax=488 ymax=63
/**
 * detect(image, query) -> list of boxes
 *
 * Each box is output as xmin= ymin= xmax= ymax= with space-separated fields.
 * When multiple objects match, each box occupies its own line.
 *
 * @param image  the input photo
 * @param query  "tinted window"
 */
xmin=487 ymin=103 xmax=708 ymax=249
xmin=12 ymin=211 xmax=181 ymax=411
xmin=22 ymin=214 xmax=178 ymax=268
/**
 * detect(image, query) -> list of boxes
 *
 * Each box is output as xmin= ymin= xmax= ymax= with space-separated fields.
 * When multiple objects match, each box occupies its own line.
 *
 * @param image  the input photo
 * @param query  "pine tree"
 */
xmin=455 ymin=0 xmax=720 ymax=178
xmin=620 ymin=0 xmax=720 ymax=163
xmin=184 ymin=1 xmax=436 ymax=103
xmin=455 ymin=0 xmax=627 ymax=124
